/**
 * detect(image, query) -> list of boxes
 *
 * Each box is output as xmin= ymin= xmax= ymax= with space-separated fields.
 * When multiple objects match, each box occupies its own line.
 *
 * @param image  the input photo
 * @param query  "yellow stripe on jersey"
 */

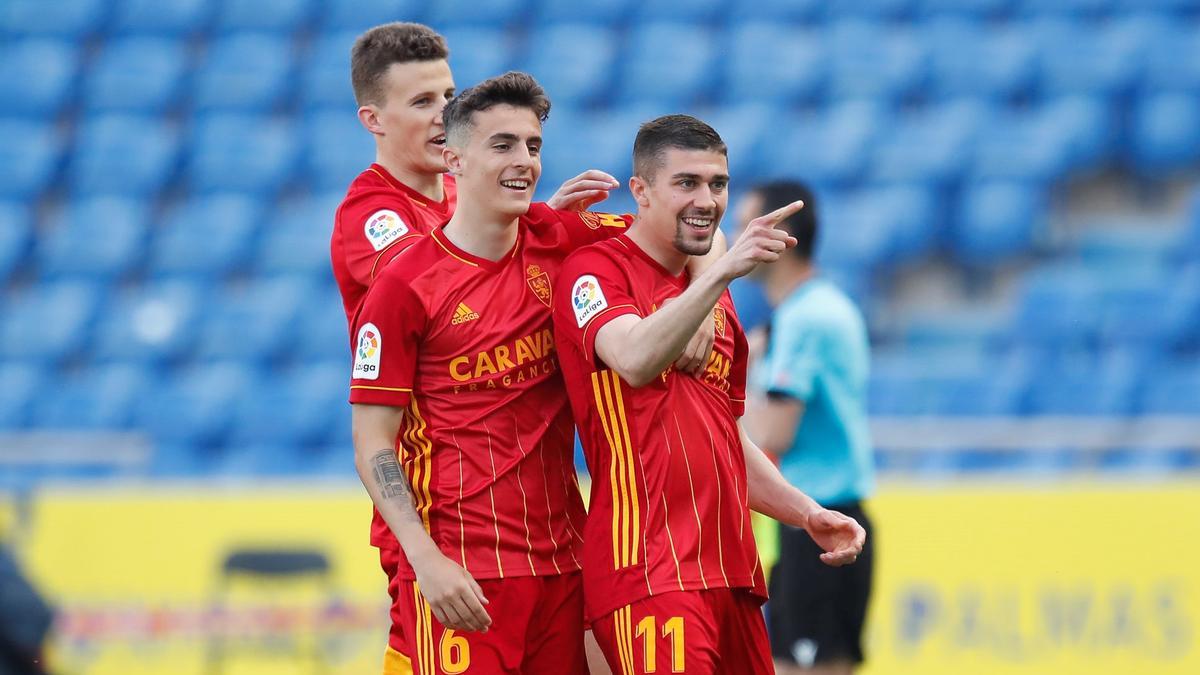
xmin=351 ymin=384 xmax=413 ymax=392
xmin=591 ymin=370 xmax=641 ymax=569
xmin=406 ymin=400 xmax=435 ymax=532
xmin=616 ymin=606 xmax=636 ymax=675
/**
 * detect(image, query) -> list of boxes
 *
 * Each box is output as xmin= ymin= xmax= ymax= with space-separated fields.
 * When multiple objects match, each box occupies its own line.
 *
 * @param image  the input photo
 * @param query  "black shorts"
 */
xmin=766 ymin=501 xmax=874 ymax=667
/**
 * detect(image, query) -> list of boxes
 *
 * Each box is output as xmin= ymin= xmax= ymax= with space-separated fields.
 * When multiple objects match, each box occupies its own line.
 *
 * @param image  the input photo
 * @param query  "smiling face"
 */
xmin=365 ymin=59 xmax=456 ymax=175
xmin=443 ymin=103 xmax=543 ymax=220
xmin=632 ymin=147 xmax=729 ymax=258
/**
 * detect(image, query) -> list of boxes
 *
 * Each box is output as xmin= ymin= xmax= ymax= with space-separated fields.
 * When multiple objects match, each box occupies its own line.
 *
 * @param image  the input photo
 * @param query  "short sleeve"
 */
xmin=336 ymin=191 xmax=424 ymax=288
xmin=551 ymin=208 xmax=633 ymax=250
xmin=348 ymin=272 xmax=426 ymax=407
xmin=762 ymin=308 xmax=821 ymax=402
xmin=553 ymin=247 xmax=641 ymax=363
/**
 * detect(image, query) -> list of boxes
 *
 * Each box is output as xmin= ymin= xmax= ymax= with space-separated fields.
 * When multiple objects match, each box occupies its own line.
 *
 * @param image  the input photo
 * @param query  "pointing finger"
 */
xmin=759 ymin=199 xmax=805 ymax=227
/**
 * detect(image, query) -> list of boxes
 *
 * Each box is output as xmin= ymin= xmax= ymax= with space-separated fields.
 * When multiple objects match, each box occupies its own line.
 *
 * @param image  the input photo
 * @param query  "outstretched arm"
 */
xmin=739 ymin=421 xmax=864 ymax=567
xmin=352 ymin=404 xmax=492 ymax=631
xmin=594 ymin=201 xmax=803 ymax=387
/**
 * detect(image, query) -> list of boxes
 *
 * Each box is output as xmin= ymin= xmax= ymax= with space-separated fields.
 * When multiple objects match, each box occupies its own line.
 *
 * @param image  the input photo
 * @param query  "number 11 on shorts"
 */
xmin=635 ymin=616 xmax=684 ymax=673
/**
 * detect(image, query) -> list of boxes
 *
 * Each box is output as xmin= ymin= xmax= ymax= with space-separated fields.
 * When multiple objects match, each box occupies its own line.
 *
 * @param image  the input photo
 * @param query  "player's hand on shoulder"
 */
xmin=719 ymin=199 xmax=804 ymax=279
xmin=548 ymin=169 xmax=621 ymax=212
xmin=411 ymin=551 xmax=492 ymax=632
xmin=806 ymin=507 xmax=866 ymax=568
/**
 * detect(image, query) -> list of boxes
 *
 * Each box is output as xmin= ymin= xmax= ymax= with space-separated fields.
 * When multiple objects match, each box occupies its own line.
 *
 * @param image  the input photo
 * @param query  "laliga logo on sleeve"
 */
xmin=572 ymin=275 xmax=608 ymax=327
xmin=364 ymin=210 xmax=409 ymax=251
xmin=353 ymin=323 xmax=381 ymax=380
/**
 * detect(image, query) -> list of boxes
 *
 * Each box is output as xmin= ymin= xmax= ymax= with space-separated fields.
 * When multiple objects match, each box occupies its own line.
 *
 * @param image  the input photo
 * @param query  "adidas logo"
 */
xmin=451 ymin=302 xmax=480 ymax=325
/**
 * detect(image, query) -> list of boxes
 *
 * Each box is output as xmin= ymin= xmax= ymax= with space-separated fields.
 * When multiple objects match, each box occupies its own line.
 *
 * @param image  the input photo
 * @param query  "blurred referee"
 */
xmin=740 ymin=181 xmax=876 ymax=675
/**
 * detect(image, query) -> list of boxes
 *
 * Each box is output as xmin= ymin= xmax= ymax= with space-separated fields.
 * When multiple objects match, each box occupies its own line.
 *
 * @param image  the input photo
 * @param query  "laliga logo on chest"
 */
xmin=571 ymin=275 xmax=609 ymax=328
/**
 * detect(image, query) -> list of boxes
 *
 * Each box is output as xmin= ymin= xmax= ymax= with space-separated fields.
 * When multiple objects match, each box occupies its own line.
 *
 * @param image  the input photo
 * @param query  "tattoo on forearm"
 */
xmin=371 ymin=449 xmax=418 ymax=519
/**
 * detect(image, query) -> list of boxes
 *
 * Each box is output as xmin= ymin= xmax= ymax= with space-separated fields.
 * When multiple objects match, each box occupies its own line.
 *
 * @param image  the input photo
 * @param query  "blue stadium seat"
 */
xmin=617 ymin=23 xmax=718 ymax=106
xmin=872 ymin=185 xmax=939 ymax=261
xmin=84 ymin=38 xmax=189 ymax=113
xmin=721 ymin=23 xmax=824 ymax=105
xmin=1041 ymin=96 xmax=1113 ymax=170
xmin=902 ymin=309 xmax=1012 ymax=354
xmin=633 ymin=0 xmax=727 ymax=22
xmin=427 ymin=0 xmax=531 ymax=27
xmin=0 ymin=0 xmax=105 ymax=38
xmin=951 ymin=182 xmax=1045 ymax=264
xmin=301 ymin=31 xmax=358 ymax=109
xmin=192 ymin=33 xmax=296 ymax=112
xmin=214 ymin=0 xmax=315 ymax=33
xmin=1096 ymin=270 xmax=1175 ymax=349
xmin=827 ymin=21 xmax=927 ymax=103
xmin=0 ymin=202 xmax=32 ymax=282
xmin=228 ymin=361 xmax=348 ymax=448
xmin=0 ymin=119 xmax=61 ymax=200
xmin=320 ymin=0 xmax=426 ymax=33
xmin=188 ymin=114 xmax=299 ymax=194
xmin=111 ymin=0 xmax=212 ymax=36
xmin=441 ymin=26 xmax=516 ymax=92
xmin=534 ymin=0 xmax=634 ymax=25
xmin=1024 ymin=355 xmax=1139 ymax=416
xmin=970 ymin=108 xmax=1071 ymax=181
xmin=817 ymin=192 xmax=899 ymax=271
xmin=91 ymin=282 xmax=204 ymax=363
xmin=296 ymin=286 xmax=352 ymax=362
xmin=1015 ymin=264 xmax=1102 ymax=348
xmin=869 ymin=351 xmax=1027 ymax=416
xmin=136 ymin=362 xmax=253 ymax=448
xmin=762 ymin=102 xmax=883 ymax=185
xmin=1032 ymin=19 xmax=1146 ymax=98
xmin=37 ymin=197 xmax=149 ymax=280
xmin=0 ymin=282 xmax=98 ymax=365
xmin=870 ymin=101 xmax=984 ymax=185
xmin=1140 ymin=363 xmax=1200 ymax=414
xmin=522 ymin=24 xmax=619 ymax=107
xmin=193 ymin=279 xmax=310 ymax=362
xmin=1076 ymin=222 xmax=1175 ymax=269
xmin=255 ymin=193 xmax=343 ymax=278
xmin=306 ymin=108 xmax=374 ymax=191
xmin=916 ymin=0 xmax=1011 ymax=16
xmin=69 ymin=115 xmax=180 ymax=196
xmin=1140 ymin=22 xmax=1200 ymax=94
xmin=30 ymin=364 xmax=150 ymax=430
xmin=0 ymin=361 xmax=38 ymax=429
xmin=691 ymin=103 xmax=773 ymax=183
xmin=728 ymin=278 xmax=772 ymax=334
xmin=1130 ymin=93 xmax=1200 ymax=174
xmin=825 ymin=0 xmax=914 ymax=19
xmin=925 ymin=20 xmax=1036 ymax=100
xmin=149 ymin=194 xmax=262 ymax=279
xmin=0 ymin=40 xmax=77 ymax=117
xmin=539 ymin=106 xmax=645 ymax=194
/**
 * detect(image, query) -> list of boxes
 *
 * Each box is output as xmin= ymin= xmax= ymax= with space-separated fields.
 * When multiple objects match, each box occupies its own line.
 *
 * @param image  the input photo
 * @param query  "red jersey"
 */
xmin=349 ymin=203 xmax=631 ymax=581
xmin=551 ymin=235 xmax=766 ymax=621
xmin=330 ymin=164 xmax=457 ymax=328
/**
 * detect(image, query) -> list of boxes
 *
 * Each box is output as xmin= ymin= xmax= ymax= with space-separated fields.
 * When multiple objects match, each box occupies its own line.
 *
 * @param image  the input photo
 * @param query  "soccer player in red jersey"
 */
xmin=331 ymin=22 xmax=619 ymax=327
xmin=552 ymin=115 xmax=867 ymax=675
xmin=348 ymin=74 xmax=721 ymax=675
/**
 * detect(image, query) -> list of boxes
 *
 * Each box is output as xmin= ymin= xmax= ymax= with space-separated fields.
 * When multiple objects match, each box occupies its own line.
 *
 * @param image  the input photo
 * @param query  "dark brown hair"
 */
xmin=442 ymin=71 xmax=551 ymax=145
xmin=632 ymin=114 xmax=727 ymax=182
xmin=350 ymin=22 xmax=448 ymax=106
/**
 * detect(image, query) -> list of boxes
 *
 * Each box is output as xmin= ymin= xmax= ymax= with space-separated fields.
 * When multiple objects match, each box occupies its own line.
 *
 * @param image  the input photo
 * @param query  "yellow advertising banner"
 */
xmin=10 ymin=481 xmax=1200 ymax=674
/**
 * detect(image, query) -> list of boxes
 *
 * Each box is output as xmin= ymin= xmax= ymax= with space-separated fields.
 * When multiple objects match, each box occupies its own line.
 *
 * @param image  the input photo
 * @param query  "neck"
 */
xmin=442 ymin=198 xmax=520 ymax=262
xmin=766 ymin=260 xmax=816 ymax=306
xmin=375 ymin=151 xmax=444 ymax=203
xmin=627 ymin=219 xmax=690 ymax=275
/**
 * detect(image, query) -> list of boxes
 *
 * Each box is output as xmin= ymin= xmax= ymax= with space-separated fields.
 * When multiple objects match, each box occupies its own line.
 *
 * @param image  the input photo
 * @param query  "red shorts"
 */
xmin=394 ymin=571 xmax=587 ymax=675
xmin=591 ymin=589 xmax=772 ymax=675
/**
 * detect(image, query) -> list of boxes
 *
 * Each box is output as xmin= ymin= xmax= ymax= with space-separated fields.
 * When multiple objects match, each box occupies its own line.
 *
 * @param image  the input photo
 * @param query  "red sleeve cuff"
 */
xmin=580 ymin=304 xmax=642 ymax=363
xmin=349 ymin=385 xmax=413 ymax=407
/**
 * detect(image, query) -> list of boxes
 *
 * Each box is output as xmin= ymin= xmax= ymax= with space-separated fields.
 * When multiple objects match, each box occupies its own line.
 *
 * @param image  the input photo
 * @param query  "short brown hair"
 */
xmin=442 ymin=71 xmax=551 ymax=145
xmin=633 ymin=114 xmax=727 ymax=182
xmin=351 ymin=22 xmax=449 ymax=107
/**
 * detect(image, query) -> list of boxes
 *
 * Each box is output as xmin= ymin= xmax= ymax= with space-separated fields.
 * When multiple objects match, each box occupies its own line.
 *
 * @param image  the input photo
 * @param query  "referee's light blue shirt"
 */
xmin=756 ymin=278 xmax=875 ymax=506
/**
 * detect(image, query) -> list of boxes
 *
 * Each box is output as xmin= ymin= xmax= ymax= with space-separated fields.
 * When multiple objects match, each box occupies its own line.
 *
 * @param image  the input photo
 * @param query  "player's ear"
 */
xmin=443 ymin=145 xmax=464 ymax=176
xmin=630 ymin=175 xmax=651 ymax=208
xmin=357 ymin=105 xmax=383 ymax=136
